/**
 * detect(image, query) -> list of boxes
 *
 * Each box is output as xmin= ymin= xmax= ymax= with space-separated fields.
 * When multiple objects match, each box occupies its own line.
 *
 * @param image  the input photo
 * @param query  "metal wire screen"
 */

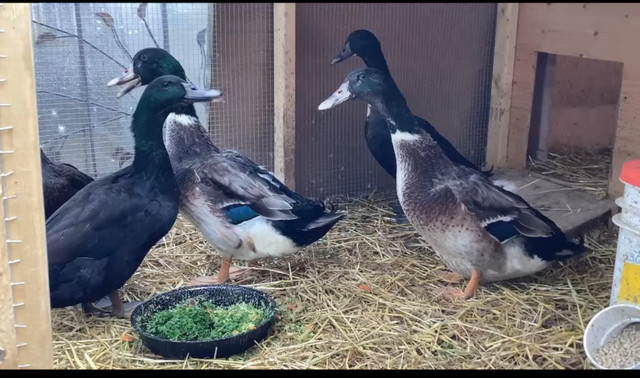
xmin=207 ymin=3 xmax=274 ymax=171
xmin=30 ymin=3 xmax=495 ymax=200
xmin=30 ymin=3 xmax=275 ymax=178
xmin=295 ymin=3 xmax=497 ymax=198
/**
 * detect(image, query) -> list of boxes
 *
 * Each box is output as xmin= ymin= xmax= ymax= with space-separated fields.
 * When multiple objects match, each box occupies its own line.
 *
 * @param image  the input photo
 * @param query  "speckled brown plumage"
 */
xmin=394 ymin=136 xmax=508 ymax=281
xmin=319 ymin=67 xmax=586 ymax=297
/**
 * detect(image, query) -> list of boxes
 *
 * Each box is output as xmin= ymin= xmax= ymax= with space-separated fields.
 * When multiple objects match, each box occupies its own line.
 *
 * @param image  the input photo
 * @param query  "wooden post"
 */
xmin=0 ymin=3 xmax=53 ymax=369
xmin=0 ymin=177 xmax=16 ymax=369
xmin=273 ymin=3 xmax=296 ymax=189
xmin=485 ymin=3 xmax=519 ymax=169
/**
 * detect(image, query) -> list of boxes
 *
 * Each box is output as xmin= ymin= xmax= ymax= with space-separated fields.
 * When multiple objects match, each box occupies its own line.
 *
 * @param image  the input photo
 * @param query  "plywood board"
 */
xmin=0 ymin=3 xmax=53 ymax=369
xmin=505 ymin=3 xmax=640 ymax=196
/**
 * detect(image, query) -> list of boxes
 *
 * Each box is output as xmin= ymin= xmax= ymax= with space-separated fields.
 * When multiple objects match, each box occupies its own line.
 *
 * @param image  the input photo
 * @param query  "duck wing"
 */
xmin=59 ymin=162 xmax=94 ymax=189
xmin=445 ymin=170 xmax=559 ymax=243
xmin=220 ymin=150 xmax=309 ymax=203
xmin=46 ymin=167 xmax=171 ymax=266
xmin=182 ymin=150 xmax=302 ymax=222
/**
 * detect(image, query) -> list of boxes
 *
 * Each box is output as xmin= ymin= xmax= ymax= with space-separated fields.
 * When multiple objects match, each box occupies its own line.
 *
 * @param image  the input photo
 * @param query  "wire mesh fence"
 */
xmin=30 ymin=3 xmax=496 ymax=200
xmin=30 ymin=3 xmax=274 ymax=178
xmin=294 ymin=3 xmax=497 ymax=198
xmin=207 ymin=3 xmax=274 ymax=172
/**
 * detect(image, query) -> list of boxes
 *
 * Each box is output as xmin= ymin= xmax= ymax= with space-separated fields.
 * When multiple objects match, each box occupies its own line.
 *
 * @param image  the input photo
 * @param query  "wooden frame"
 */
xmin=273 ymin=3 xmax=296 ymax=189
xmin=487 ymin=3 xmax=640 ymax=197
xmin=486 ymin=3 xmax=519 ymax=170
xmin=0 ymin=3 xmax=53 ymax=369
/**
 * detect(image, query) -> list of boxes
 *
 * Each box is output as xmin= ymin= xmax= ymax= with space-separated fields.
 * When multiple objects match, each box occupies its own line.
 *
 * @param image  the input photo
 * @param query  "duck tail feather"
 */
xmin=300 ymin=212 xmax=345 ymax=232
xmin=554 ymin=234 xmax=588 ymax=259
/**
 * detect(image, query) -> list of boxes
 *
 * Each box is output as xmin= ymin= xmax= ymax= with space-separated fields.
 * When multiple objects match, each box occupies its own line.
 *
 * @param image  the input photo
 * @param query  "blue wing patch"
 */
xmin=223 ymin=204 xmax=259 ymax=225
xmin=484 ymin=220 xmax=520 ymax=243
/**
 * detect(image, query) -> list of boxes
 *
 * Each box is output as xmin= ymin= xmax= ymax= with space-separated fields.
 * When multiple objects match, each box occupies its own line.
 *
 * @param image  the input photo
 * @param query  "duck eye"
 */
xmin=141 ymin=55 xmax=148 ymax=62
xmin=357 ymin=73 xmax=365 ymax=81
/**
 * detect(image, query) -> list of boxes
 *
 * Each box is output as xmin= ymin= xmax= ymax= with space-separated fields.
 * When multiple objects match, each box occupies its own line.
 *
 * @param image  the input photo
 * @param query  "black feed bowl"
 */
xmin=130 ymin=284 xmax=277 ymax=359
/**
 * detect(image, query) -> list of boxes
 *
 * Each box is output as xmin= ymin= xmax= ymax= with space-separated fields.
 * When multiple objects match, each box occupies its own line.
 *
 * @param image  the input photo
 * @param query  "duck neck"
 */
xmin=164 ymin=104 xmax=220 ymax=163
xmin=371 ymin=87 xmax=448 ymax=176
xmin=372 ymin=87 xmax=424 ymax=137
xmin=131 ymin=105 xmax=172 ymax=176
xmin=362 ymin=49 xmax=390 ymax=75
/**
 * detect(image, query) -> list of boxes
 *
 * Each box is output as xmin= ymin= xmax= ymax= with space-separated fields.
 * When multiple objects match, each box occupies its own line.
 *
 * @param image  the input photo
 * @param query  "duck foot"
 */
xmin=92 ymin=291 xmax=141 ymax=319
xmin=391 ymin=203 xmax=409 ymax=224
xmin=441 ymin=287 xmax=471 ymax=299
xmin=186 ymin=257 xmax=251 ymax=286
xmin=81 ymin=302 xmax=111 ymax=317
xmin=436 ymin=270 xmax=482 ymax=300
xmin=439 ymin=271 xmax=463 ymax=283
xmin=94 ymin=296 xmax=112 ymax=309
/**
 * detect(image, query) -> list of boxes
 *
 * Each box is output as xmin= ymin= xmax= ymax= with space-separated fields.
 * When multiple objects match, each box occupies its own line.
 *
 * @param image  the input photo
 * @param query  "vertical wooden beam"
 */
xmin=0 ymin=175 xmax=16 ymax=369
xmin=485 ymin=3 xmax=519 ymax=169
xmin=0 ymin=3 xmax=53 ymax=369
xmin=505 ymin=49 xmax=538 ymax=169
xmin=273 ymin=3 xmax=296 ymax=189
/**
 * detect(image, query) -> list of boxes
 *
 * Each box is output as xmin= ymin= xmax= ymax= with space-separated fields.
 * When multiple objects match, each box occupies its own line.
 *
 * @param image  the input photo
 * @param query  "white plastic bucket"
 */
xmin=583 ymin=304 xmax=640 ymax=369
xmin=610 ymin=160 xmax=640 ymax=307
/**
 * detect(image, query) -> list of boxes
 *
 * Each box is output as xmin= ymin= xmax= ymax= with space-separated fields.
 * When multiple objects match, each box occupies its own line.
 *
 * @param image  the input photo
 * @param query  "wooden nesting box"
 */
xmin=486 ymin=3 xmax=640 ymax=197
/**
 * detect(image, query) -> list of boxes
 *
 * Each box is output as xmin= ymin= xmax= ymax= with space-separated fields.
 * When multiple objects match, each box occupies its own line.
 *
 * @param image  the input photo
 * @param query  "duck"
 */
xmin=318 ymin=67 xmax=586 ymax=299
xmin=330 ymin=29 xmax=493 ymax=180
xmin=107 ymin=48 xmax=345 ymax=285
xmin=40 ymin=148 xmax=94 ymax=219
xmin=47 ymin=75 xmax=220 ymax=317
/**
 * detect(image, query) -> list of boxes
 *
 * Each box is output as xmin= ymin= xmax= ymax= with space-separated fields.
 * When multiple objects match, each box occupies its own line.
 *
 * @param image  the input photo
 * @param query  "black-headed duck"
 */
xmin=108 ymin=48 xmax=345 ymax=285
xmin=47 ymin=75 xmax=219 ymax=317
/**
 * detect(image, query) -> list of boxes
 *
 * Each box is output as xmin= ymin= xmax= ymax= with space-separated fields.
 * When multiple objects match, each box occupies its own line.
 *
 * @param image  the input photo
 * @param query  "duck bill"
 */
xmin=318 ymin=81 xmax=352 ymax=110
xmin=107 ymin=64 xmax=141 ymax=98
xmin=330 ymin=43 xmax=354 ymax=65
xmin=182 ymin=82 xmax=223 ymax=103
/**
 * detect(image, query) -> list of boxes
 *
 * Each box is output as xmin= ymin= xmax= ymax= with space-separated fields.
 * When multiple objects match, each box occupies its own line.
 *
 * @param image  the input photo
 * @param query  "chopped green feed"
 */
xmin=143 ymin=297 xmax=270 ymax=341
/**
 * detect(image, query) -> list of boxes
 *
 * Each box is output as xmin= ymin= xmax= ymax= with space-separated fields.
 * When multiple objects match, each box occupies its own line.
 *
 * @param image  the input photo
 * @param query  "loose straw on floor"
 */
xmin=52 ymin=194 xmax=617 ymax=369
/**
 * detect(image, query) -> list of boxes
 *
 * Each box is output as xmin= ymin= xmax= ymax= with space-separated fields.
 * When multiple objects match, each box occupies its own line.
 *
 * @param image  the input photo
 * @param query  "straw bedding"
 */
xmin=51 ymin=192 xmax=617 ymax=369
xmin=529 ymin=148 xmax=612 ymax=200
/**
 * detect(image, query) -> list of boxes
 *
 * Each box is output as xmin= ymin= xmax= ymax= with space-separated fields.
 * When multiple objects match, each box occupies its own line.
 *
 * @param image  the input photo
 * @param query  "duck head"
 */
xmin=330 ymin=29 xmax=382 ymax=66
xmin=318 ymin=67 xmax=392 ymax=111
xmin=137 ymin=74 xmax=221 ymax=115
xmin=107 ymin=48 xmax=222 ymax=100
